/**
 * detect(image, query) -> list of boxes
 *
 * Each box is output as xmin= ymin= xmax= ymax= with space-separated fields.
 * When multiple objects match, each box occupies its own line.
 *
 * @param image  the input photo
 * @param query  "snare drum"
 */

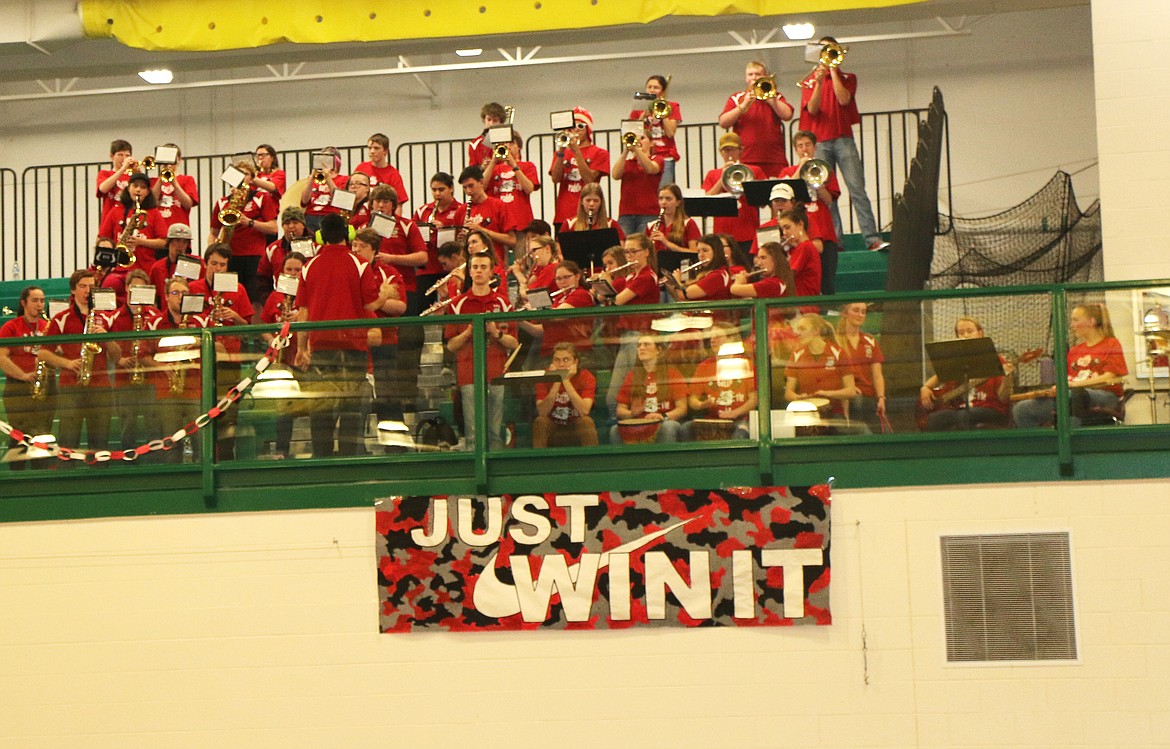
xmin=691 ymin=418 xmax=736 ymax=441
xmin=617 ymin=417 xmax=662 ymax=444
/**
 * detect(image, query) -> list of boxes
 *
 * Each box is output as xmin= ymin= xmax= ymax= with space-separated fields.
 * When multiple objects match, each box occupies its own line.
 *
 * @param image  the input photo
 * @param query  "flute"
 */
xmin=425 ymin=262 xmax=466 ymax=296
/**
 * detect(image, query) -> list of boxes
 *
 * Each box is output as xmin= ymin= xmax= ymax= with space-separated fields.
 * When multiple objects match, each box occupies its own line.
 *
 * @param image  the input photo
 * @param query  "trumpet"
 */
xmin=720 ymin=163 xmax=754 ymax=196
xmin=587 ymin=261 xmax=634 ymax=282
xmin=554 ymin=130 xmax=573 ymax=150
xmin=648 ymin=98 xmax=672 ymax=119
xmin=621 ymin=131 xmax=639 ymax=150
xmin=426 ymin=262 xmax=466 ymax=296
xmin=799 ymin=158 xmax=832 ymax=190
xmin=140 ymin=155 xmax=157 ymax=171
xmin=752 ymin=74 xmax=777 ymax=100
xmin=493 ymin=143 xmax=509 ymax=160
xmin=159 ymin=167 xmax=175 ymax=184
xmin=312 ymin=169 xmax=328 ymax=185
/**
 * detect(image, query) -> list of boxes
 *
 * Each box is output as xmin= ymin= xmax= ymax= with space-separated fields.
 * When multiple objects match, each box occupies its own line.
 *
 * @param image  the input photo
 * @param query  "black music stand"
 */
xmin=685 ymin=195 xmax=738 ymax=234
xmin=559 ymin=228 xmax=620 ymax=269
xmin=925 ymin=337 xmax=1005 ymax=430
xmin=743 ymin=178 xmax=812 ymax=207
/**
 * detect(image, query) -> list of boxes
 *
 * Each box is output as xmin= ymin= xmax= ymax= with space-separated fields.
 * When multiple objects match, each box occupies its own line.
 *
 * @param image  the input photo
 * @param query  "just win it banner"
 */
xmin=376 ymin=486 xmax=831 ymax=632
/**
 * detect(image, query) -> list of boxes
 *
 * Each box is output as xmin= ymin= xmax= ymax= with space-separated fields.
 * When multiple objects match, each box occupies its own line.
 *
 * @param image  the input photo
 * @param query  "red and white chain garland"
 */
xmin=0 ymin=323 xmax=292 ymax=465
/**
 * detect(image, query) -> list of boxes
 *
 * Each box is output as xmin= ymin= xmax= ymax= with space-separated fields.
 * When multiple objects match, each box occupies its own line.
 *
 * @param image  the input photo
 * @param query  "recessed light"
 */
xmin=455 ymin=48 xmax=483 ymax=57
xmin=138 ymin=68 xmax=174 ymax=84
xmin=782 ymin=23 xmax=815 ymax=41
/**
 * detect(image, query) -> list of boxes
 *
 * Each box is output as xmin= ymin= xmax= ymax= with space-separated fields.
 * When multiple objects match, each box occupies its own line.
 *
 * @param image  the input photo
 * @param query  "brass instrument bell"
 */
xmin=720 ymin=163 xmax=754 ymax=197
xmin=493 ymin=143 xmax=510 ymax=160
xmin=820 ymin=41 xmax=847 ymax=68
xmin=752 ymin=75 xmax=777 ymax=100
xmin=649 ymin=98 xmax=672 ymax=119
xmin=799 ymin=159 xmax=832 ymax=190
xmin=621 ymin=131 xmax=639 ymax=149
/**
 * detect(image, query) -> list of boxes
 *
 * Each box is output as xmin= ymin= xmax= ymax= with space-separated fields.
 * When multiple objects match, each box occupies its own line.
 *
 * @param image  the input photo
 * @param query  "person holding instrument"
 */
xmin=668 ymin=234 xmax=732 ymax=302
xmin=149 ymin=143 xmax=199 ymax=235
xmin=701 ymin=133 xmax=766 ymax=256
xmin=646 ymin=184 xmax=700 ymax=271
xmin=549 ymin=107 xmax=611 ymax=227
xmin=918 ymin=317 xmax=1013 ymax=431
xmin=1012 ymin=303 xmax=1127 ymax=428
xmin=0 ymin=286 xmax=53 ymax=470
xmin=630 ymin=75 xmax=682 ymax=188
xmin=611 ymin=335 xmax=687 ymax=444
xmin=779 ymin=130 xmax=841 ymax=294
xmin=718 ymin=60 xmax=795 ymax=177
xmin=96 ymin=139 xmax=134 ymax=222
xmin=560 ymin=183 xmax=624 ymax=240
xmin=612 ymin=132 xmax=663 ymax=238
xmin=777 ymin=208 xmax=822 ymax=303
xmin=603 ymin=234 xmax=660 ymax=418
xmin=730 ymin=241 xmax=793 ymax=299
xmin=533 ymin=343 xmax=599 ymax=448
xmin=300 ymin=146 xmax=347 ymax=232
xmin=253 ymin=143 xmax=285 ymax=198
xmin=484 ymin=130 xmax=539 ymax=238
xmin=683 ymin=322 xmax=757 ymax=440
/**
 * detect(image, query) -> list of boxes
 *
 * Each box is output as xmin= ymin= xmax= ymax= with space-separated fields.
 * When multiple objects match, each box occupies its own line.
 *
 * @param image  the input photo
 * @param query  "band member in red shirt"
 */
xmin=96 ymin=138 xmax=134 ymax=222
xmin=484 ymin=131 xmax=540 ymax=239
xmin=612 ymin=132 xmax=664 ymax=238
xmin=785 ymin=312 xmax=858 ymax=423
xmin=731 ymin=241 xmax=794 ymax=299
xmin=459 ymin=165 xmax=515 ymax=266
xmin=149 ymin=143 xmax=199 ymax=233
xmin=611 ymin=335 xmax=687 ymax=444
xmin=549 ymin=106 xmax=611 ymax=226
xmin=778 ymin=209 xmax=822 ymax=302
xmin=719 ymin=60 xmax=795 ymax=177
xmin=0 ymin=286 xmax=53 ymax=469
xmin=630 ymin=75 xmax=682 ymax=188
xmin=533 ymin=343 xmax=598 ymax=448
xmin=414 ymin=172 xmax=467 ymax=300
xmin=253 ymin=143 xmax=286 ymax=198
xmin=148 ymin=223 xmax=203 ymax=305
xmin=209 ymin=160 xmax=280 ymax=306
xmin=355 ymin=133 xmax=409 ymax=212
xmin=778 ymin=130 xmax=842 ymax=293
xmin=258 ymin=206 xmax=315 ymax=290
xmin=701 ymin=133 xmax=766 ymax=256
xmin=468 ymin=102 xmax=507 ymax=168
xmin=301 ymin=146 xmax=347 ymax=232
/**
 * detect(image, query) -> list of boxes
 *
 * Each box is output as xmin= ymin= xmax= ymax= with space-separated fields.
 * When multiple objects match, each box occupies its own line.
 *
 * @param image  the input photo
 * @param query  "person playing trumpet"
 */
xmin=701 ymin=133 xmax=766 ymax=256
xmin=718 ymin=60 xmax=795 ymax=178
xmin=484 ymin=130 xmax=540 ymax=240
xmin=96 ymin=139 xmax=134 ymax=223
xmin=799 ymin=36 xmax=885 ymax=251
xmin=300 ymin=146 xmax=347 ymax=232
xmin=612 ymin=132 xmax=663 ymax=238
xmin=548 ymin=106 xmax=611 ymax=228
xmin=629 ymin=75 xmax=682 ymax=188
xmin=149 ymin=142 xmax=199 ymax=234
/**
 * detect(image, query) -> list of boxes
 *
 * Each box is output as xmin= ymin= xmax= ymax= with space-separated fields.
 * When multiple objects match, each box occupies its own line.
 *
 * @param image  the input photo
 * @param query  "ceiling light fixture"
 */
xmin=455 ymin=48 xmax=483 ymax=57
xmin=782 ymin=23 xmax=815 ymax=41
xmin=138 ymin=68 xmax=174 ymax=84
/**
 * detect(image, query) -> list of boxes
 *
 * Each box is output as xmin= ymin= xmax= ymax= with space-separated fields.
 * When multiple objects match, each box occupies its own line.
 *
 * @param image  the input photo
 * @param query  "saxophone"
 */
xmin=77 ymin=301 xmax=103 ymax=387
xmin=218 ymin=185 xmax=250 ymax=245
xmin=31 ymin=315 xmax=51 ymax=401
xmin=130 ymin=309 xmax=146 ymax=385
xmin=167 ymin=313 xmax=190 ymax=395
xmin=114 ymin=199 xmax=147 ymax=268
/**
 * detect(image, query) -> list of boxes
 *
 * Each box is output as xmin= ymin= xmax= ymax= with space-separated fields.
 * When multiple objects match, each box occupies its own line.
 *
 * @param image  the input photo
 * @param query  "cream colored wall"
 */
xmin=2 ymin=480 xmax=1168 ymax=748
xmin=0 ymin=6 xmax=1097 ymax=220
xmin=1092 ymin=1 xmax=1170 ymax=281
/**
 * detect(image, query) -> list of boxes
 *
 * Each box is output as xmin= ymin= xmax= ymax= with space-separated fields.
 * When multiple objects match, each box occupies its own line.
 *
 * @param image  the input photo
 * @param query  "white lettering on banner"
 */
xmin=509 ymin=495 xmax=551 ymax=545
xmin=555 ymin=494 xmax=600 ymax=542
xmin=457 ymin=497 xmax=503 ymax=548
xmin=510 ymin=553 xmax=602 ymax=622
xmin=732 ymin=549 xmax=755 ymax=619
xmin=409 ymin=498 xmax=448 ymax=547
xmin=608 ymin=553 xmax=631 ymax=621
xmin=645 ymin=550 xmax=712 ymax=620
xmin=761 ymin=548 xmax=824 ymax=618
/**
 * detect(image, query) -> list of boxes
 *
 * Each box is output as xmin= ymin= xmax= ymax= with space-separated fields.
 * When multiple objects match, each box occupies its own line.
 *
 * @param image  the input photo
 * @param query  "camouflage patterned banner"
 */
xmin=376 ymin=486 xmax=831 ymax=632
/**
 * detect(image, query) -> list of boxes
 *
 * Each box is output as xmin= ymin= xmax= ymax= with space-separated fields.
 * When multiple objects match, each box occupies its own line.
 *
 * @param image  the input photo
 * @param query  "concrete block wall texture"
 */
xmin=2 ymin=479 xmax=1168 ymax=748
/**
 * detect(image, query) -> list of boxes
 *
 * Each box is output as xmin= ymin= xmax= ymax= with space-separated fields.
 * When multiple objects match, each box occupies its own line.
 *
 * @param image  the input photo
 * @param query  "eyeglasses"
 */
xmin=574 ymin=122 xmax=588 ymax=130
xmin=167 ymin=290 xmax=185 ymax=296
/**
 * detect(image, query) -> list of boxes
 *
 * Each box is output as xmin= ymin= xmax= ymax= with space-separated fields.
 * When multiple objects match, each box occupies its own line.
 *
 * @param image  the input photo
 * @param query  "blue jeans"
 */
xmin=1013 ymin=390 xmax=1120 ymax=429
xmin=606 ymin=331 xmax=641 ymax=419
xmin=816 ymin=136 xmax=880 ymax=243
xmin=618 ymin=214 xmax=655 ymax=238
xmin=459 ymin=383 xmax=505 ymax=450
xmin=658 ymin=159 xmax=677 ymax=189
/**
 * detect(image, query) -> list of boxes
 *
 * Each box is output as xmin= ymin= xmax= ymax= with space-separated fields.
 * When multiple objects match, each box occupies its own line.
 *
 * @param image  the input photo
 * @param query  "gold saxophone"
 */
xmin=218 ymin=185 xmax=250 ymax=245
xmin=115 ymin=199 xmax=148 ymax=268
xmin=31 ymin=316 xmax=51 ymax=401
xmin=77 ymin=301 xmax=103 ymax=387
xmin=130 ymin=309 xmax=146 ymax=385
xmin=167 ymin=314 xmax=190 ymax=395
xmin=211 ymin=293 xmax=225 ymax=327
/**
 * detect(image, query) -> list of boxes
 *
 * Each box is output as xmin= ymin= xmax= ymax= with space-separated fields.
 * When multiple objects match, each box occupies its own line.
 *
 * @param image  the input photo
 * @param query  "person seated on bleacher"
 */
xmin=918 ymin=317 xmax=1013 ymax=431
xmin=784 ymin=312 xmax=857 ymax=428
xmin=836 ymin=302 xmax=886 ymax=432
xmin=779 ymin=130 xmax=841 ymax=294
xmin=682 ymin=322 xmax=756 ymax=440
xmin=610 ymin=334 xmax=687 ymax=444
xmin=533 ymin=343 xmax=598 ymax=448
xmin=1012 ymin=303 xmax=1127 ymax=428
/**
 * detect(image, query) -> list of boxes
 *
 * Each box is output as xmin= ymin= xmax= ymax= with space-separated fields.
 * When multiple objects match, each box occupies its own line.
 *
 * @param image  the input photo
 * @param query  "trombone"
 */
xmin=799 ymin=40 xmax=849 ymax=87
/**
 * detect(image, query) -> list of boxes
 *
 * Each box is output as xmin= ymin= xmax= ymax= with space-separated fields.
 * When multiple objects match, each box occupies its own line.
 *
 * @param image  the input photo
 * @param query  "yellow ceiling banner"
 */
xmin=80 ymin=0 xmax=924 ymax=52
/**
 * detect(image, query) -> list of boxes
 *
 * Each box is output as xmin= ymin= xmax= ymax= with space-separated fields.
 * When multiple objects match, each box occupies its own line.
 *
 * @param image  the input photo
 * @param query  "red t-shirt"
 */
xmin=148 ymin=308 xmax=208 ymax=401
xmin=258 ymin=237 xmax=318 ymax=283
xmin=751 ymin=275 xmax=787 ymax=298
xmin=362 ymin=260 xmax=407 ymax=346
xmin=487 ymin=161 xmax=540 ymax=232
xmin=210 ymin=190 xmax=280 ymax=257
xmin=691 ymin=356 xmax=756 ymax=420
xmin=788 ymin=240 xmax=822 ymax=298
xmin=541 ymin=286 xmax=595 ymax=357
xmin=466 ymin=196 xmax=513 ymax=267
xmin=445 ymin=288 xmax=513 ymax=386
xmin=354 ymin=161 xmax=409 ymax=206
xmin=786 ymin=343 xmax=852 ymax=415
xmin=550 ymin=143 xmax=611 ymax=224
xmin=99 ymin=253 xmax=156 ymax=307
xmin=0 ymin=316 xmax=49 ymax=374
xmin=304 ymin=175 xmax=350 ymax=217
xmin=617 ymin=366 xmax=687 ymax=417
xmin=98 ymin=203 xmax=168 ymax=246
xmin=152 ymin=174 xmax=199 ymax=229
xmin=257 ymin=169 xmax=286 ymax=198
xmin=377 ymin=217 xmax=428 ymax=293
xmin=722 ymin=92 xmax=792 ymax=173
xmin=617 ymin=153 xmax=666 ymax=216
xmin=414 ymin=199 xmax=467 ymax=276
xmin=648 ymin=217 xmax=700 ymax=255
xmin=467 ymin=133 xmax=491 ymax=169
xmin=149 ymin=255 xmax=205 ymax=305
xmin=96 ymin=168 xmax=130 ymax=220
xmin=536 ymin=370 xmax=597 ymax=425
xmin=799 ymin=71 xmax=861 ymax=143
xmin=629 ymin=101 xmax=683 ymax=161
xmin=103 ymin=305 xmax=161 ymax=387
xmin=1068 ymin=337 xmax=1128 ymax=397
xmin=701 ymin=164 xmax=767 ymax=242
xmin=840 ymin=332 xmax=885 ymax=398
xmin=692 ymin=267 xmax=734 ymax=301
xmin=612 ymin=265 xmax=659 ymax=336
xmin=188 ymin=277 xmax=255 ymax=354
xmin=559 ymin=218 xmax=626 ymax=244
xmin=296 ymin=244 xmax=378 ymax=351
